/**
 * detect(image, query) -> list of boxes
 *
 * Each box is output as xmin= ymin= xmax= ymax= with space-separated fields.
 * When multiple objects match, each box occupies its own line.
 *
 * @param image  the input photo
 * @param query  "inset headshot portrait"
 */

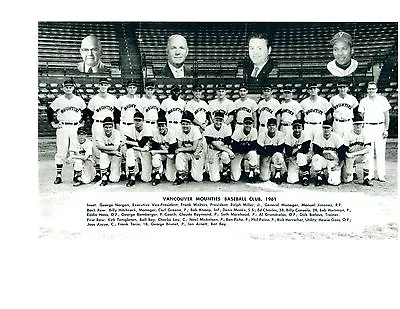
xmin=78 ymin=35 xmax=107 ymax=73
xmin=161 ymin=34 xmax=192 ymax=78
xmin=327 ymin=31 xmax=358 ymax=77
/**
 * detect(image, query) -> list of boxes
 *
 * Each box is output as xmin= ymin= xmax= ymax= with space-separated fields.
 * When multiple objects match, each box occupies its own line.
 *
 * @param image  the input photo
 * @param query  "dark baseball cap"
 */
xmin=133 ymin=111 xmax=144 ymax=120
xmin=126 ymin=79 xmax=138 ymax=87
xmin=262 ymin=84 xmax=272 ymax=91
xmin=63 ymin=79 xmax=74 ymax=86
xmin=322 ymin=119 xmax=333 ymax=128
xmin=103 ymin=117 xmax=113 ymax=125
xmin=292 ymin=119 xmax=303 ymax=127
xmin=192 ymin=84 xmax=204 ymax=91
xmin=157 ymin=116 xmax=167 ymax=125
xmin=282 ymin=86 xmax=293 ymax=92
xmin=353 ymin=114 xmax=364 ymax=124
xmin=214 ymin=111 xmax=225 ymax=120
xmin=330 ymin=31 xmax=353 ymax=46
xmin=145 ymin=81 xmax=155 ymax=88
xmin=307 ymin=83 xmax=318 ymax=89
xmin=239 ymin=83 xmax=248 ymax=90
xmin=98 ymin=78 xmax=110 ymax=84
xmin=171 ymin=84 xmax=181 ymax=92
xmin=216 ymin=83 xmax=226 ymax=90
xmin=181 ymin=111 xmax=194 ymax=123
xmin=267 ymin=118 xmax=277 ymax=126
xmin=243 ymin=116 xmax=254 ymax=124
xmin=77 ymin=127 xmax=87 ymax=135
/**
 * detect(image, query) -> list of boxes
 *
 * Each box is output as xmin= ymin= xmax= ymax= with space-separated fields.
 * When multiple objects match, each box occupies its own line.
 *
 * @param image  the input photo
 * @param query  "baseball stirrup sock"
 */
xmin=56 ymin=164 xmax=63 ymax=175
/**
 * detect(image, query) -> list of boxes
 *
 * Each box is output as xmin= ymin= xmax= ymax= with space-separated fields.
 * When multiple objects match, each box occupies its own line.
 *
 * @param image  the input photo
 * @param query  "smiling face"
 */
xmin=98 ymin=82 xmax=110 ymax=93
xmin=332 ymin=40 xmax=353 ymax=66
xmin=322 ymin=126 xmax=332 ymax=139
xmin=249 ymin=38 xmax=271 ymax=67
xmin=292 ymin=125 xmax=303 ymax=138
xmin=103 ymin=123 xmax=113 ymax=137
xmin=127 ymin=85 xmax=137 ymax=95
xmin=213 ymin=117 xmax=224 ymax=130
xmin=216 ymin=89 xmax=226 ymax=99
xmin=145 ymin=86 xmax=155 ymax=98
xmin=63 ymin=85 xmax=74 ymax=95
xmin=166 ymin=35 xmax=188 ymax=69
xmin=338 ymin=85 xmax=348 ymax=97
xmin=80 ymin=36 xmax=102 ymax=68
xmin=181 ymin=120 xmax=191 ymax=133
xmin=239 ymin=88 xmax=248 ymax=99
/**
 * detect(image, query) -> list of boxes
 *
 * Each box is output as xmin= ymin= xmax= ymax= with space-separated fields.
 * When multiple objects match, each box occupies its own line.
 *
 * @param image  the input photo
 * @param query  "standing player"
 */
xmin=87 ymin=78 xmax=118 ymax=182
xmin=115 ymin=79 xmax=141 ymax=180
xmin=231 ymin=117 xmax=258 ymax=182
xmin=311 ymin=120 xmax=346 ymax=186
xmin=204 ymin=111 xmax=234 ymax=183
xmin=257 ymin=118 xmax=286 ymax=183
xmin=208 ymin=83 xmax=235 ymax=126
xmin=284 ymin=120 xmax=312 ymax=186
xmin=234 ymin=83 xmax=258 ymax=129
xmin=160 ymin=84 xmax=186 ymax=134
xmin=68 ymin=127 xmax=95 ymax=186
xmin=150 ymin=116 xmax=178 ymax=186
xmin=257 ymin=84 xmax=281 ymax=136
xmin=95 ymin=117 xmax=123 ymax=186
xmin=329 ymin=81 xmax=358 ymax=138
xmin=174 ymin=111 xmax=205 ymax=185
xmin=277 ymin=86 xmax=302 ymax=136
xmin=300 ymin=83 xmax=332 ymax=140
xmin=185 ymin=84 xmax=211 ymax=132
xmin=358 ymin=81 xmax=391 ymax=182
xmin=137 ymin=81 xmax=161 ymax=133
xmin=343 ymin=115 xmax=372 ymax=186
xmin=47 ymin=79 xmax=87 ymax=184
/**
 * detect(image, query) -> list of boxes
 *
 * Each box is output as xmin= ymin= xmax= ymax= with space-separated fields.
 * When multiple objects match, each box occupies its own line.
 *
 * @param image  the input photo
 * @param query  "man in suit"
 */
xmin=78 ymin=35 xmax=107 ymax=73
xmin=161 ymin=34 xmax=192 ymax=78
xmin=244 ymin=33 xmax=275 ymax=92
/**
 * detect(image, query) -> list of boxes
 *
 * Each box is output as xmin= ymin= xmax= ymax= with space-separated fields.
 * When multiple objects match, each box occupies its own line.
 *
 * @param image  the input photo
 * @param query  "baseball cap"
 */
xmin=103 ymin=117 xmax=113 ymax=125
xmin=337 ymin=81 xmax=349 ymax=87
xmin=98 ymin=78 xmax=110 ymax=85
xmin=171 ymin=84 xmax=181 ymax=92
xmin=352 ymin=114 xmax=364 ymax=124
xmin=126 ymin=79 xmax=138 ymax=87
xmin=243 ymin=116 xmax=254 ymax=124
xmin=145 ymin=81 xmax=155 ymax=88
xmin=307 ymin=82 xmax=318 ymax=89
xmin=216 ymin=83 xmax=226 ymax=90
xmin=262 ymin=84 xmax=272 ymax=91
xmin=282 ymin=86 xmax=293 ymax=92
xmin=63 ymin=79 xmax=74 ymax=87
xmin=181 ymin=111 xmax=194 ymax=123
xmin=133 ymin=111 xmax=144 ymax=120
xmin=292 ymin=119 xmax=303 ymax=127
xmin=77 ymin=127 xmax=87 ymax=135
xmin=322 ymin=119 xmax=333 ymax=128
xmin=267 ymin=118 xmax=277 ymax=126
xmin=192 ymin=84 xmax=204 ymax=91
xmin=330 ymin=31 xmax=353 ymax=46
xmin=239 ymin=83 xmax=248 ymax=90
xmin=157 ymin=116 xmax=167 ymax=125
xmin=214 ymin=111 xmax=225 ymax=120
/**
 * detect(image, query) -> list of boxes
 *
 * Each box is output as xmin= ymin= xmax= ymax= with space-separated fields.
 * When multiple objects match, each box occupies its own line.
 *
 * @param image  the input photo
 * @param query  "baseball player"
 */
xmin=257 ymin=118 xmax=286 ymax=183
xmin=231 ymin=116 xmax=258 ymax=182
xmin=234 ymin=83 xmax=258 ymax=129
xmin=87 ymin=78 xmax=118 ymax=182
xmin=257 ymin=84 xmax=281 ymax=136
xmin=358 ymin=81 xmax=391 ymax=182
xmin=204 ymin=111 xmax=235 ymax=183
xmin=284 ymin=120 xmax=312 ymax=186
xmin=68 ymin=127 xmax=95 ymax=186
xmin=342 ymin=115 xmax=372 ymax=186
xmin=174 ymin=111 xmax=205 ymax=185
xmin=277 ymin=86 xmax=302 ymax=136
xmin=95 ymin=117 xmax=123 ymax=186
xmin=123 ymin=111 xmax=153 ymax=186
xmin=208 ymin=83 xmax=235 ymax=126
xmin=137 ymin=81 xmax=161 ymax=133
xmin=300 ymin=83 xmax=332 ymax=140
xmin=47 ymin=79 xmax=87 ymax=184
xmin=185 ymin=84 xmax=211 ymax=132
xmin=329 ymin=81 xmax=359 ymax=138
xmin=311 ymin=120 xmax=346 ymax=186
xmin=150 ymin=116 xmax=178 ymax=186
xmin=160 ymin=84 xmax=186 ymax=134
xmin=114 ymin=79 xmax=141 ymax=181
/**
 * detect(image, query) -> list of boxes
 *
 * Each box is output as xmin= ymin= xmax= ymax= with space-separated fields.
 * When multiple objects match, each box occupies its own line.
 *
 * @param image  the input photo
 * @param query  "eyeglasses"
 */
xmin=81 ymin=48 xmax=100 ymax=53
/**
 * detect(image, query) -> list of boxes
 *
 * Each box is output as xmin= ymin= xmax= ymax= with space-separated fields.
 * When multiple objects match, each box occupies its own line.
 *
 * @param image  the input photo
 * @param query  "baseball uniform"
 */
xmin=234 ymin=97 xmax=258 ymax=126
xmin=160 ymin=97 xmax=186 ymax=134
xmin=209 ymin=97 xmax=235 ymax=123
xmin=329 ymin=93 xmax=358 ymax=137
xmin=115 ymin=94 xmax=140 ymax=138
xmin=69 ymin=137 xmax=95 ymax=184
xmin=257 ymin=97 xmax=281 ymax=135
xmin=185 ymin=98 xmax=210 ymax=129
xmin=96 ymin=128 xmax=122 ymax=183
xmin=88 ymin=93 xmax=118 ymax=140
xmin=300 ymin=95 xmax=332 ymax=140
xmin=278 ymin=99 xmax=302 ymax=136
xmin=137 ymin=96 xmax=161 ymax=132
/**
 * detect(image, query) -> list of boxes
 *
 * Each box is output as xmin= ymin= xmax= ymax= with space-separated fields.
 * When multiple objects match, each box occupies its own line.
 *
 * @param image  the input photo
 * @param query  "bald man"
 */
xmin=78 ymin=35 xmax=107 ymax=73
xmin=161 ymin=34 xmax=192 ymax=78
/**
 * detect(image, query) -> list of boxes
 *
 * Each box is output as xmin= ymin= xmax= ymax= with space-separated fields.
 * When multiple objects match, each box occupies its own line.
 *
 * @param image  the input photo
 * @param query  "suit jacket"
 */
xmin=161 ymin=63 xmax=192 ymax=78
xmin=77 ymin=61 xmax=107 ymax=73
xmin=244 ymin=58 xmax=274 ymax=91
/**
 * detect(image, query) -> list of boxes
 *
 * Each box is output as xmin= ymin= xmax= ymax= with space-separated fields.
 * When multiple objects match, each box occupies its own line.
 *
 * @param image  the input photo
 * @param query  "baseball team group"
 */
xmin=47 ymin=76 xmax=391 ymax=188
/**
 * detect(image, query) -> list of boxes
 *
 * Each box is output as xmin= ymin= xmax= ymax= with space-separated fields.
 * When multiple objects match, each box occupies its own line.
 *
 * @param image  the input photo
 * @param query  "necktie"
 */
xmin=87 ymin=67 xmax=93 ymax=73
xmin=251 ymin=67 xmax=259 ymax=78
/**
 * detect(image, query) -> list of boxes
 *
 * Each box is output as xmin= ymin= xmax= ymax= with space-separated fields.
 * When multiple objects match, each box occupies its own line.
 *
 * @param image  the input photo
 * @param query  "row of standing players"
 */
xmin=47 ymin=78 xmax=391 ymax=187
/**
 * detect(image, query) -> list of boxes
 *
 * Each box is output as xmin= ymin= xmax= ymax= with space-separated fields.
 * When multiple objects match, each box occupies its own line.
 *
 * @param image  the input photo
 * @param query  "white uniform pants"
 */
xmin=231 ymin=151 xmax=258 ymax=181
xmin=175 ymin=152 xmax=205 ymax=182
xmin=207 ymin=149 xmax=231 ymax=182
xmin=286 ymin=153 xmax=312 ymax=184
xmin=55 ymin=124 xmax=79 ymax=165
xmin=343 ymin=154 xmax=369 ymax=183
xmin=304 ymin=123 xmax=322 ymax=141
xmin=333 ymin=119 xmax=353 ymax=138
xmin=311 ymin=154 xmax=341 ymax=185
xmin=364 ymin=123 xmax=387 ymax=180
xmin=99 ymin=152 xmax=122 ymax=183
xmin=125 ymin=148 xmax=152 ymax=182
xmin=73 ymin=158 xmax=95 ymax=184
xmin=152 ymin=153 xmax=176 ymax=182
xmin=260 ymin=152 xmax=286 ymax=181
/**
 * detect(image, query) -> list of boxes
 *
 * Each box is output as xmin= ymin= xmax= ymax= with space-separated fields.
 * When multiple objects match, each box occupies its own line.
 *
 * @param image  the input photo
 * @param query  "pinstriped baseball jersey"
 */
xmin=160 ymin=97 xmax=186 ymax=122
xmin=234 ymin=97 xmax=257 ymax=123
xmin=185 ymin=99 xmax=209 ymax=125
xmin=300 ymin=96 xmax=331 ymax=123
xmin=137 ymin=96 xmax=161 ymax=122
xmin=279 ymin=99 xmax=301 ymax=124
xmin=115 ymin=95 xmax=140 ymax=123
xmin=50 ymin=94 xmax=86 ymax=122
xmin=88 ymin=93 xmax=117 ymax=121
xmin=257 ymin=97 xmax=281 ymax=125
xmin=329 ymin=94 xmax=358 ymax=120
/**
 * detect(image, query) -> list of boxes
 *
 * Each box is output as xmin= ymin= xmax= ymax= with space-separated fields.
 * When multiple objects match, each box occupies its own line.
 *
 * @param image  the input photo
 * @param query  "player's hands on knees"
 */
xmin=382 ymin=130 xmax=389 ymax=139
xmin=51 ymin=122 xmax=61 ymax=129
xmin=228 ymin=150 xmax=235 ymax=159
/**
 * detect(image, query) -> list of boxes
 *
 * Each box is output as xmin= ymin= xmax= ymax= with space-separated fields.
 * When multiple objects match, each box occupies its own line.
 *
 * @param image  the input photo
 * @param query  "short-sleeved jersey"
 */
xmin=115 ymin=95 xmax=140 ymax=123
xmin=126 ymin=126 xmax=153 ymax=146
xmin=176 ymin=126 xmax=202 ymax=148
xmin=209 ymin=98 xmax=235 ymax=121
xmin=329 ymin=94 xmax=358 ymax=121
xmin=279 ymin=99 xmax=302 ymax=124
xmin=257 ymin=97 xmax=281 ymax=125
xmin=234 ymin=97 xmax=258 ymax=123
xmin=88 ymin=93 xmax=117 ymax=121
xmin=204 ymin=123 xmax=232 ymax=142
xmin=358 ymin=95 xmax=391 ymax=123
xmin=300 ymin=96 xmax=331 ymax=123
xmin=96 ymin=129 xmax=122 ymax=148
xmin=232 ymin=127 xmax=257 ymax=142
xmin=50 ymin=94 xmax=86 ymax=122
xmin=343 ymin=131 xmax=371 ymax=153
xmin=313 ymin=132 xmax=344 ymax=158
xmin=160 ymin=97 xmax=186 ymax=122
xmin=70 ymin=138 xmax=93 ymax=157
xmin=185 ymin=99 xmax=209 ymax=125
xmin=257 ymin=130 xmax=286 ymax=147
xmin=151 ymin=129 xmax=177 ymax=151
xmin=137 ymin=96 xmax=161 ymax=122
xmin=284 ymin=132 xmax=312 ymax=156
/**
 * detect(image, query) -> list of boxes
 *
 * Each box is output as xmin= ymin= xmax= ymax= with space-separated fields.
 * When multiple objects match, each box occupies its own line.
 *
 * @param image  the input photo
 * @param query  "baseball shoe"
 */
xmin=54 ymin=176 xmax=62 ymax=184
xmin=93 ymin=174 xmax=101 ymax=183
xmin=173 ymin=177 xmax=184 ymax=185
xmin=73 ymin=177 xmax=83 ymax=187
xmin=100 ymin=179 xmax=108 ymax=186
xmin=248 ymin=170 xmax=255 ymax=183
xmin=353 ymin=173 xmax=358 ymax=181
xmin=301 ymin=176 xmax=310 ymax=186
xmin=363 ymin=178 xmax=373 ymax=186
xmin=377 ymin=177 xmax=386 ymax=182
xmin=274 ymin=172 xmax=282 ymax=185
xmin=119 ymin=173 xmax=127 ymax=182
xmin=126 ymin=176 xmax=136 ymax=187
xmin=152 ymin=174 xmax=161 ymax=186
xmin=315 ymin=175 xmax=323 ymax=186
xmin=221 ymin=171 xmax=231 ymax=183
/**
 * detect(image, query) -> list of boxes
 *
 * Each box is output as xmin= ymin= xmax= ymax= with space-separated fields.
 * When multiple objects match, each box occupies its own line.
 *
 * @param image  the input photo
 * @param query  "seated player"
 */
xmin=284 ymin=120 xmax=312 ymax=186
xmin=123 ymin=111 xmax=153 ymax=186
xmin=96 ymin=117 xmax=123 ymax=186
xmin=68 ymin=127 xmax=95 ymax=186
xmin=174 ymin=111 xmax=205 ymax=185
xmin=231 ymin=117 xmax=258 ymax=182
xmin=150 ymin=116 xmax=178 ymax=186
xmin=343 ymin=115 xmax=372 ymax=186
xmin=257 ymin=118 xmax=286 ymax=184
xmin=311 ymin=120 xmax=346 ymax=186
xmin=204 ymin=111 xmax=235 ymax=183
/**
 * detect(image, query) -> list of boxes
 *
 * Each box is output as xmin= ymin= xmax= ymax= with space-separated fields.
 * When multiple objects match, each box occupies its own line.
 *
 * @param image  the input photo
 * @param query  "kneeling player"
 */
xmin=257 ymin=118 xmax=286 ymax=183
xmin=68 ymin=127 xmax=95 ymax=186
xmin=311 ymin=120 xmax=346 ymax=186
xmin=204 ymin=111 xmax=235 ymax=182
xmin=284 ymin=120 xmax=312 ymax=186
xmin=231 ymin=117 xmax=258 ymax=182
xmin=96 ymin=117 xmax=122 ymax=186
xmin=150 ymin=116 xmax=178 ymax=186
xmin=343 ymin=115 xmax=372 ymax=186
